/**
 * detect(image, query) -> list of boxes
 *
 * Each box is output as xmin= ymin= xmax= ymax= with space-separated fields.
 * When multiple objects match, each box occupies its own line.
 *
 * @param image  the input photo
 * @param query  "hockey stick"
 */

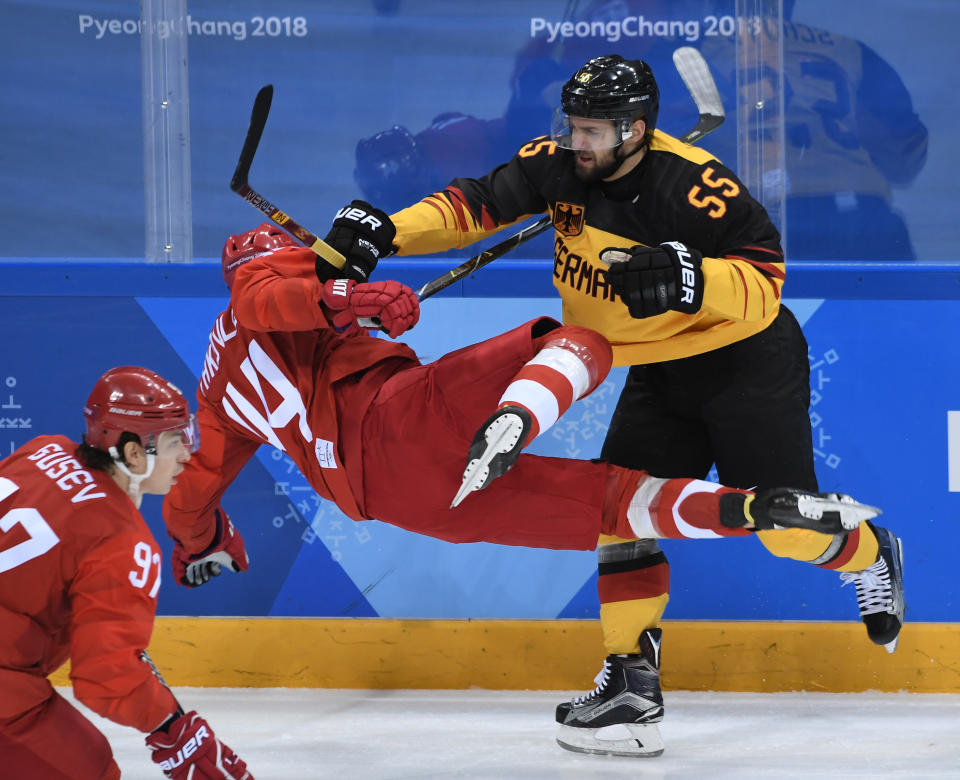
xmin=411 ymin=215 xmax=552 ymax=301
xmin=230 ymin=84 xmax=348 ymax=272
xmin=231 ymin=54 xmax=719 ymax=324
xmin=355 ymin=215 xmax=551 ymax=330
xmin=388 ymin=49 xmax=722 ymax=309
xmin=229 ymin=86 xmax=551 ymax=327
xmin=673 ymin=47 xmax=725 ymax=143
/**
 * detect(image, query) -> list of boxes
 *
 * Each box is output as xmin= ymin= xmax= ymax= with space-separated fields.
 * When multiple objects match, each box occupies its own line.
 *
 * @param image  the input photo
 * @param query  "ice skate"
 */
xmin=841 ymin=522 xmax=905 ymax=653
xmin=555 ymin=628 xmax=665 ymax=757
xmin=450 ymin=405 xmax=532 ymax=508
xmin=721 ymin=488 xmax=880 ymax=534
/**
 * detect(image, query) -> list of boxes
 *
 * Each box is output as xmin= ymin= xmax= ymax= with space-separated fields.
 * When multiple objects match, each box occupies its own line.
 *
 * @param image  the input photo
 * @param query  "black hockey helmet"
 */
xmin=560 ymin=54 xmax=659 ymax=133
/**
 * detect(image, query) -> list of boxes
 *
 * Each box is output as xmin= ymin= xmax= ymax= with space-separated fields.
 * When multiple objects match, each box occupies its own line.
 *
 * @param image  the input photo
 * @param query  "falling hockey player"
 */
xmin=163 ymin=214 xmax=882 ymax=758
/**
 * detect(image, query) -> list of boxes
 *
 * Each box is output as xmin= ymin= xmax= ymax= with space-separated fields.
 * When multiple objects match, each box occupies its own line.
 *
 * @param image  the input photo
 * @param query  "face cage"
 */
xmin=550 ymin=107 xmax=635 ymax=152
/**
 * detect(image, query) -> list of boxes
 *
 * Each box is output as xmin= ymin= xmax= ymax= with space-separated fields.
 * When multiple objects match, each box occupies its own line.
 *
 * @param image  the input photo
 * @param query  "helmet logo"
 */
xmin=576 ymin=72 xmax=594 ymax=84
xmin=553 ymin=202 xmax=585 ymax=237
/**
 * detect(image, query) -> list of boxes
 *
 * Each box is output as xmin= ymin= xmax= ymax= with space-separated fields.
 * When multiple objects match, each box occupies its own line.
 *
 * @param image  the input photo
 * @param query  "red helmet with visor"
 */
xmin=83 ymin=366 xmax=198 ymax=455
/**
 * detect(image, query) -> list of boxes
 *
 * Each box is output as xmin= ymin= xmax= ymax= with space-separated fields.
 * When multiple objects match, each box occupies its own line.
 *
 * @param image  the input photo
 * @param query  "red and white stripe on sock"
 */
xmin=497 ymin=330 xmax=609 ymax=445
xmin=625 ymin=475 xmax=752 ymax=539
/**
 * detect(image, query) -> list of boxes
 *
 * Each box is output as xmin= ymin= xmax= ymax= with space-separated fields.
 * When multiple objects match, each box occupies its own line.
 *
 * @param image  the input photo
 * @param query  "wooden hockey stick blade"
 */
xmin=229 ymin=85 xmax=347 ymax=271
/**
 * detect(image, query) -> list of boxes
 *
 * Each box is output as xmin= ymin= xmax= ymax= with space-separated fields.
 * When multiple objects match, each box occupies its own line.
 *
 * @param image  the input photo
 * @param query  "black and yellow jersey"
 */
xmin=391 ymin=129 xmax=785 ymax=366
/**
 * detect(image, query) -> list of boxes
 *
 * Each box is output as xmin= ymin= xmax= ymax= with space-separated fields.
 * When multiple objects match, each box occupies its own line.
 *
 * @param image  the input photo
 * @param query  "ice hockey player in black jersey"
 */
xmin=361 ymin=54 xmax=904 ymax=758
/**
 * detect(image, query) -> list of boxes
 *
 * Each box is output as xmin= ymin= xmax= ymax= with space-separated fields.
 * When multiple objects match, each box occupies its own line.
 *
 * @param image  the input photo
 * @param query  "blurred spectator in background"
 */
xmin=355 ymin=0 xmax=926 ymax=261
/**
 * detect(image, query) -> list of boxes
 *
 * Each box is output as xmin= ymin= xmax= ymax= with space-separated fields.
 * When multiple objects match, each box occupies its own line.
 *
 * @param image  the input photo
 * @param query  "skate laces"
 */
xmin=840 ymin=557 xmax=892 ymax=615
xmin=572 ymin=658 xmax=612 ymax=705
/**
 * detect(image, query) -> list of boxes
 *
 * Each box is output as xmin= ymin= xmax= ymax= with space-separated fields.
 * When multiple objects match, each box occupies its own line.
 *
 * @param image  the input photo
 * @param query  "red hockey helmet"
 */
xmin=83 ymin=366 xmax=197 ymax=454
xmin=221 ymin=222 xmax=298 ymax=289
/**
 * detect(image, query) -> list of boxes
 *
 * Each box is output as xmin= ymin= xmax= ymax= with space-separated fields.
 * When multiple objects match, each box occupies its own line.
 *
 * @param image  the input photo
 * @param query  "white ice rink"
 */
xmin=62 ymin=687 xmax=960 ymax=779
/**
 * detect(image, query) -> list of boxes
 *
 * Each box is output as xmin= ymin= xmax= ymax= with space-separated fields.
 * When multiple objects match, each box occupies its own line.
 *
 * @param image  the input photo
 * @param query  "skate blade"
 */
xmin=450 ymin=414 xmax=525 ymax=508
xmin=798 ymin=494 xmax=881 ymax=530
xmin=884 ymin=636 xmax=899 ymax=654
xmin=555 ymin=723 xmax=664 ymax=758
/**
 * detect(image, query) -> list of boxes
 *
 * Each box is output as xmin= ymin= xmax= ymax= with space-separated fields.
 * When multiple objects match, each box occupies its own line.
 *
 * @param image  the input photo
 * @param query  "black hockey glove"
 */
xmin=602 ymin=242 xmax=704 ymax=319
xmin=320 ymin=199 xmax=397 ymax=283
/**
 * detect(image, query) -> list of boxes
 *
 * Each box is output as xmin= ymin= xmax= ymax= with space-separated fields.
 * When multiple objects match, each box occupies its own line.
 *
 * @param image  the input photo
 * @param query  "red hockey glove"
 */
xmin=146 ymin=711 xmax=252 ymax=780
xmin=350 ymin=280 xmax=420 ymax=338
xmin=320 ymin=279 xmax=420 ymax=338
xmin=319 ymin=278 xmax=361 ymax=334
xmin=172 ymin=508 xmax=249 ymax=588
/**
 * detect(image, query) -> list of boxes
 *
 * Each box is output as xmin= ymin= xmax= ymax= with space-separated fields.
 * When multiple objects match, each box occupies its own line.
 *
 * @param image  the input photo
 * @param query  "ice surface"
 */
xmin=61 ymin=687 xmax=960 ymax=779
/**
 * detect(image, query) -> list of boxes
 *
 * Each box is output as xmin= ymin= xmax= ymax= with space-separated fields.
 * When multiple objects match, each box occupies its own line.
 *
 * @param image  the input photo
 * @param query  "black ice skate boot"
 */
xmin=720 ymin=488 xmax=880 ymax=534
xmin=555 ymin=628 xmax=664 ymax=757
xmin=840 ymin=522 xmax=905 ymax=653
xmin=450 ymin=405 xmax=532 ymax=508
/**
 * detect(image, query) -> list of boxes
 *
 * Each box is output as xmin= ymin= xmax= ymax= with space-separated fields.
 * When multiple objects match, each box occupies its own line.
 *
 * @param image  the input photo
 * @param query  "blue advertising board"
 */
xmin=0 ymin=267 xmax=957 ymax=625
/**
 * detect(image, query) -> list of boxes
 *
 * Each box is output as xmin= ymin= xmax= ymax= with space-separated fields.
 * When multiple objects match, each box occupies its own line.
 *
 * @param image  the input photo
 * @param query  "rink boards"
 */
xmin=3 ymin=259 xmax=959 ymax=692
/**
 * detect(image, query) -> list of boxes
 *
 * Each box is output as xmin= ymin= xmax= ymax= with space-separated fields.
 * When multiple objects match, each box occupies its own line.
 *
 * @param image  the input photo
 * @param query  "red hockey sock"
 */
xmin=498 ymin=325 xmax=612 ymax=444
xmin=607 ymin=472 xmax=753 ymax=540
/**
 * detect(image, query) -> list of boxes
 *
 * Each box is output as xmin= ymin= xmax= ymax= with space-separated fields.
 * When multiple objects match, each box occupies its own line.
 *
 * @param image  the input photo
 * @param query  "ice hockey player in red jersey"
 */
xmin=162 ymin=221 xmax=880 ymax=756
xmin=0 ymin=367 xmax=251 ymax=780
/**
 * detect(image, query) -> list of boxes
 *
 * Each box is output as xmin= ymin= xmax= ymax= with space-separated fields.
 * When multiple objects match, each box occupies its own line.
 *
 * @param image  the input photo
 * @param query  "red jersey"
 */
xmin=0 ymin=435 xmax=177 ymax=731
xmin=164 ymin=245 xmax=418 ymax=554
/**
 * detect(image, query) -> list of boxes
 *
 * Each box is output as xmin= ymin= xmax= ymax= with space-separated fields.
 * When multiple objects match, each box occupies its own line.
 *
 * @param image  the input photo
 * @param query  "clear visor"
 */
xmin=150 ymin=414 xmax=201 ymax=457
xmin=182 ymin=414 xmax=201 ymax=453
xmin=550 ymin=107 xmax=633 ymax=152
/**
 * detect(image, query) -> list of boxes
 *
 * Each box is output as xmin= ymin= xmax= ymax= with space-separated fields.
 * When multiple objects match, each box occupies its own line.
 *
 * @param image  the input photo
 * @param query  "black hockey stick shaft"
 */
xmin=355 ymin=215 xmax=552 ymax=330
xmin=230 ymin=85 xmax=348 ymax=271
xmin=414 ymin=215 xmax=552 ymax=301
xmin=227 ymin=86 xmax=550 ymax=328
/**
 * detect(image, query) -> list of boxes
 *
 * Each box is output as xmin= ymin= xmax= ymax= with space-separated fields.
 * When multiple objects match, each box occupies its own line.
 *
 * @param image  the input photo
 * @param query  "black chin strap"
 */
xmin=615 ymin=139 xmax=647 ymax=164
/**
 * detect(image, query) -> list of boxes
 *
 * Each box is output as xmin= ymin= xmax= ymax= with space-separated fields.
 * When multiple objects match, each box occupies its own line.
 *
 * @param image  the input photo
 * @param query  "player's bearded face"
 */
xmin=573 ymin=145 xmax=621 ymax=182
xmin=569 ymin=118 xmax=621 ymax=182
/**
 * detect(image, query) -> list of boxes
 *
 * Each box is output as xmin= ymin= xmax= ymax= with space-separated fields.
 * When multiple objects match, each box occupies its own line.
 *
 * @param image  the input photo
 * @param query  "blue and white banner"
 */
xmin=0 ymin=289 xmax=956 ymax=622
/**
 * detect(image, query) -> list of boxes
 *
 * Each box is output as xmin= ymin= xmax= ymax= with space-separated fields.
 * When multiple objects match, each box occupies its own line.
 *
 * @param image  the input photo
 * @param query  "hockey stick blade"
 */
xmin=230 ymin=84 xmax=273 ymax=193
xmin=673 ymin=46 xmax=725 ymax=144
xmin=230 ymin=86 xmax=348 ymax=271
